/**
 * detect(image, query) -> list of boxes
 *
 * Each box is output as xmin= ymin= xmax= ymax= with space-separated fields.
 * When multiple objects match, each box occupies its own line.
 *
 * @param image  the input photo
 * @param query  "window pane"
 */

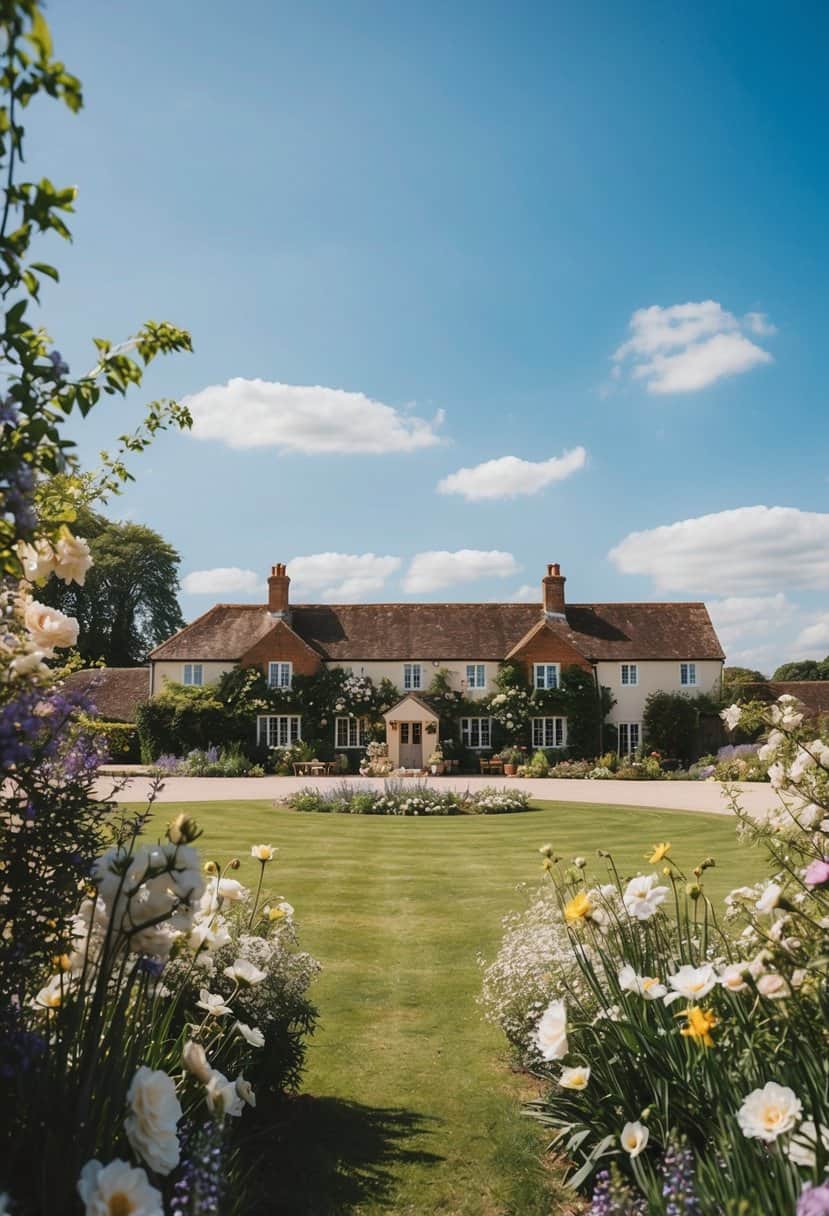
xmin=481 ymin=718 xmax=491 ymax=747
xmin=413 ymin=723 xmax=422 ymax=743
xmin=401 ymin=723 xmax=409 ymax=743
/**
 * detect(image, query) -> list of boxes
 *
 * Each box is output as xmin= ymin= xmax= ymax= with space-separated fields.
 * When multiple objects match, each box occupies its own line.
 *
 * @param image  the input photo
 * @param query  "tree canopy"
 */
xmin=39 ymin=508 xmax=184 ymax=665
xmin=771 ymin=659 xmax=829 ymax=682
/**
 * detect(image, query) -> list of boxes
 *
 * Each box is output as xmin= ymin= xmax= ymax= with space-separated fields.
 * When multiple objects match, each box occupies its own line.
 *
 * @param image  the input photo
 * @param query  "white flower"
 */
xmin=720 ymin=964 xmax=750 ymax=993
xmin=737 ymin=1082 xmax=802 ymax=1141
xmin=618 ymin=964 xmax=667 ymax=999
xmin=756 ymin=882 xmax=783 ymax=914
xmin=264 ymin=900 xmax=294 ymax=923
xmin=77 ymin=1158 xmax=163 ymax=1216
xmin=560 ymin=1065 xmax=590 ymax=1090
xmin=721 ymin=704 xmax=742 ymax=731
xmin=235 ymin=1075 xmax=256 ymax=1107
xmin=790 ymin=747 xmax=817 ymax=783
xmin=23 ymin=600 xmax=79 ymax=653
xmin=767 ymin=763 xmax=788 ymax=791
xmin=223 ymin=958 xmax=267 ymax=986
xmin=182 ymin=1040 xmax=212 ymax=1083
xmin=622 ymin=874 xmax=669 ymax=921
xmin=758 ymin=730 xmax=784 ymax=763
xmin=665 ymin=964 xmax=717 ymax=1003
xmin=620 ymin=1121 xmax=649 ymax=1158
xmin=756 ymin=973 xmax=790 ymax=1000
xmin=788 ymin=1120 xmax=829 ymax=1169
xmin=124 ymin=1066 xmax=182 ymax=1176
xmin=32 ymin=974 xmax=65 ymax=1009
xmin=196 ymin=989 xmax=233 ymax=1017
xmin=534 ymin=999 xmax=568 ymax=1061
xmin=250 ymin=844 xmax=276 ymax=862
xmin=53 ymin=530 xmax=93 ymax=586
xmin=205 ymin=1070 xmax=245 ymax=1118
xmin=17 ymin=538 xmax=55 ymax=583
xmin=9 ymin=645 xmax=49 ymax=679
xmin=235 ymin=1021 xmax=265 ymax=1048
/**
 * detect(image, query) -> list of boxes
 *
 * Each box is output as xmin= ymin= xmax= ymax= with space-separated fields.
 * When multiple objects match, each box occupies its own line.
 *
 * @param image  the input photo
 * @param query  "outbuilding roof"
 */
xmin=63 ymin=667 xmax=150 ymax=722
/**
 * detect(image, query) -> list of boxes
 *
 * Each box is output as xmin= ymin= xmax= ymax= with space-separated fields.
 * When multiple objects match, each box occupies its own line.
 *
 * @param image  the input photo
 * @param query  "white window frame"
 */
xmin=533 ymin=663 xmax=560 ymax=690
xmin=268 ymin=661 xmax=293 ymax=689
xmin=620 ymin=663 xmax=638 ymax=687
xmin=618 ymin=722 xmax=641 ymax=756
xmin=403 ymin=663 xmax=422 ymax=691
xmin=256 ymin=715 xmax=301 ymax=748
xmin=531 ymin=717 xmax=567 ymax=749
xmin=680 ymin=662 xmax=697 ymax=687
xmin=465 ymin=664 xmax=486 ymax=690
xmin=335 ymin=716 xmax=368 ymax=749
xmin=460 ymin=717 xmax=492 ymax=750
xmin=183 ymin=663 xmax=203 ymax=687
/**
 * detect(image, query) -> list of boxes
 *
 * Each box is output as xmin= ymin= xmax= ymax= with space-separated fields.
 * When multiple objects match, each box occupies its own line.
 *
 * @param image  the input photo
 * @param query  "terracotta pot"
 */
xmin=503 ymin=763 xmax=516 ymax=776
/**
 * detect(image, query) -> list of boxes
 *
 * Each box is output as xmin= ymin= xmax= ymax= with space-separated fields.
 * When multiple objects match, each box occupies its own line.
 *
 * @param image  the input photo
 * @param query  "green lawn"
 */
xmin=137 ymin=798 xmax=766 ymax=1216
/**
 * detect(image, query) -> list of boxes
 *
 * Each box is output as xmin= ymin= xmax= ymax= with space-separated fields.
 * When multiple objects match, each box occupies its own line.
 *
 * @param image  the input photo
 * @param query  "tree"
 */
xmin=642 ymin=691 xmax=701 ymax=765
xmin=772 ymin=659 xmax=829 ymax=681
xmin=40 ymin=508 xmax=184 ymax=665
xmin=723 ymin=666 xmax=767 ymax=684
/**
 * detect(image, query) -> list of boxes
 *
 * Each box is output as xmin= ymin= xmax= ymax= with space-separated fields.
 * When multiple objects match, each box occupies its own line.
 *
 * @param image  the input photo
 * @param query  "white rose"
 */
xmin=620 ymin=1121 xmax=649 ymax=1158
xmin=53 ymin=530 xmax=93 ymax=586
xmin=17 ymin=538 xmax=55 ymax=583
xmin=124 ymin=1066 xmax=182 ymax=1175
xmin=23 ymin=600 xmax=79 ymax=653
xmin=534 ymin=999 xmax=568 ymax=1061
xmin=77 ymin=1158 xmax=163 ymax=1216
xmin=737 ymin=1082 xmax=802 ymax=1141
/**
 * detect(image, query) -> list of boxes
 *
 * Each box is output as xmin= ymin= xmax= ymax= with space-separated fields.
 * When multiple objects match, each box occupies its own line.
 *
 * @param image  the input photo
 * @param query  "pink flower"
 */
xmin=804 ymin=859 xmax=829 ymax=888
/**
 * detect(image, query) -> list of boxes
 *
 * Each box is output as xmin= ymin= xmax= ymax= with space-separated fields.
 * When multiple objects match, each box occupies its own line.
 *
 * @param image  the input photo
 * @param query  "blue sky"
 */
xmin=33 ymin=0 xmax=829 ymax=671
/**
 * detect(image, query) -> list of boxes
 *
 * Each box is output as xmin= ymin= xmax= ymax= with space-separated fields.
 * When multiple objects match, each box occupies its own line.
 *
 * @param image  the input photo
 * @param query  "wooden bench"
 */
xmin=479 ymin=757 xmax=504 ymax=775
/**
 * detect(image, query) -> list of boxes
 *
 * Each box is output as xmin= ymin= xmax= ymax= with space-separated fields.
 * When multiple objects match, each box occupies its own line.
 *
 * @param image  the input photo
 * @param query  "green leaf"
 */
xmin=30 ymin=261 xmax=59 ymax=281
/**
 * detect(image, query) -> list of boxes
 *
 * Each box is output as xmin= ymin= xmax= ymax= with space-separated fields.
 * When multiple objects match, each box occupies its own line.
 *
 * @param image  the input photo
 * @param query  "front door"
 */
xmin=399 ymin=721 xmax=423 ymax=769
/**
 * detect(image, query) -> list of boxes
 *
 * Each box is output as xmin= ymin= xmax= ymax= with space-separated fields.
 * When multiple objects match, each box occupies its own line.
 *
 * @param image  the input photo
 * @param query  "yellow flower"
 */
xmin=203 ymin=861 xmax=219 ymax=876
xmin=52 ymin=953 xmax=72 ymax=972
xmin=565 ymin=891 xmax=593 ymax=923
xmin=679 ymin=1005 xmax=717 ymax=1048
xmin=647 ymin=842 xmax=672 ymax=864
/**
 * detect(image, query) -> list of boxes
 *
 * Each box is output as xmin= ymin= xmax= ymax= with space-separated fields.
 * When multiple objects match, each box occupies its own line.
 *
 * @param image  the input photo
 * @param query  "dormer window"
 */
xmin=534 ymin=663 xmax=559 ymax=690
xmin=268 ymin=661 xmax=293 ymax=689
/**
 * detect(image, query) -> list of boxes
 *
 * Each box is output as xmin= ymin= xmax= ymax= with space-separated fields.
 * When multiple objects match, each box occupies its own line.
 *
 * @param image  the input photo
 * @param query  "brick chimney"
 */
xmin=542 ymin=562 xmax=566 ymax=620
xmin=268 ymin=563 xmax=291 ymax=620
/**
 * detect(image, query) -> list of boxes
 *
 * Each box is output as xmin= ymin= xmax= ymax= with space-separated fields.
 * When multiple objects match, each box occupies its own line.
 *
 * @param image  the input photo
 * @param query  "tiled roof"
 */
xmin=63 ymin=667 xmax=150 ymax=722
xmin=739 ymin=681 xmax=829 ymax=717
xmin=150 ymin=601 xmax=724 ymax=663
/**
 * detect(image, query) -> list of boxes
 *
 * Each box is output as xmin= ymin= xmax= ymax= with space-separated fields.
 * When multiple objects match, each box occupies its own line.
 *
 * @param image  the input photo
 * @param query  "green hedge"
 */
xmin=78 ymin=716 xmax=140 ymax=763
xmin=135 ymin=684 xmax=251 ymax=763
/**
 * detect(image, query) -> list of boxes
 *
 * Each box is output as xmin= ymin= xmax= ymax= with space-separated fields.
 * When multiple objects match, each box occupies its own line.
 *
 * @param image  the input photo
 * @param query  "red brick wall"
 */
xmin=239 ymin=621 xmax=321 ymax=678
xmin=512 ymin=628 xmax=592 ymax=683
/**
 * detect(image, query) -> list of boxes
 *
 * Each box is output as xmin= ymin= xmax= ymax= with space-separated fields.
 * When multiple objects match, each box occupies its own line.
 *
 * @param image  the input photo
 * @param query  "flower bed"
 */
xmin=481 ymin=693 xmax=829 ymax=1213
xmin=281 ymin=781 xmax=534 ymax=816
xmin=151 ymin=745 xmax=265 ymax=777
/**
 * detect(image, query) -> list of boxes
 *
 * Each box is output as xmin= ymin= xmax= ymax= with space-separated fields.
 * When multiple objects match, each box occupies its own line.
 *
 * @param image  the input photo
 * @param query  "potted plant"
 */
xmin=428 ymin=747 xmax=444 ymax=775
xmin=501 ymin=747 xmax=522 ymax=776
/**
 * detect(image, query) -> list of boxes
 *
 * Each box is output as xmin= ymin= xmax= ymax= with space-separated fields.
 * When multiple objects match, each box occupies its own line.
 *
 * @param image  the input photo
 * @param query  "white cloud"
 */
xmin=437 ymin=446 xmax=586 ymax=502
xmin=794 ymin=616 xmax=829 ymax=656
xmin=185 ymin=378 xmax=444 ymax=454
xmin=609 ymin=506 xmax=829 ymax=595
xmin=403 ymin=549 xmax=519 ymax=594
xmin=182 ymin=567 xmax=263 ymax=596
xmin=287 ymin=552 xmax=401 ymax=601
xmin=708 ymin=594 xmax=795 ymax=646
xmin=613 ymin=301 xmax=774 ymax=394
xmin=507 ymin=583 xmax=539 ymax=602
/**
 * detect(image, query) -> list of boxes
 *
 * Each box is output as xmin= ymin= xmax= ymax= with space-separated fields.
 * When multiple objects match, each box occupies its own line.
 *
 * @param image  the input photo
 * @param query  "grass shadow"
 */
xmin=243 ymin=1093 xmax=443 ymax=1215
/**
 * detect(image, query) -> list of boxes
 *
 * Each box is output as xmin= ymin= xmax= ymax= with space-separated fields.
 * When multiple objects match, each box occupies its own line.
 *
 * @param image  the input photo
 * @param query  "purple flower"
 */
xmin=804 ymin=859 xmax=829 ymax=889
xmin=798 ymin=1183 xmax=829 ymax=1216
xmin=48 ymin=349 xmax=70 ymax=377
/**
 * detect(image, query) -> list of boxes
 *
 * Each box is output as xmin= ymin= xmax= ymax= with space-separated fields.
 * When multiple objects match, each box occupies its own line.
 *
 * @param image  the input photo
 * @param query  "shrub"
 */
xmin=526 ymin=749 xmax=550 ymax=777
xmin=642 ymin=691 xmax=701 ymax=765
xmin=548 ymin=759 xmax=594 ymax=779
xmin=136 ymin=683 xmax=248 ymax=762
xmin=77 ymin=716 xmax=140 ymax=762
xmin=148 ymin=745 xmax=265 ymax=777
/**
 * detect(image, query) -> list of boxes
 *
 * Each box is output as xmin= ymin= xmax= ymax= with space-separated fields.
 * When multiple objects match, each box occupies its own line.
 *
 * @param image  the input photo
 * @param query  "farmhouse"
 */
xmin=147 ymin=562 xmax=725 ymax=767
